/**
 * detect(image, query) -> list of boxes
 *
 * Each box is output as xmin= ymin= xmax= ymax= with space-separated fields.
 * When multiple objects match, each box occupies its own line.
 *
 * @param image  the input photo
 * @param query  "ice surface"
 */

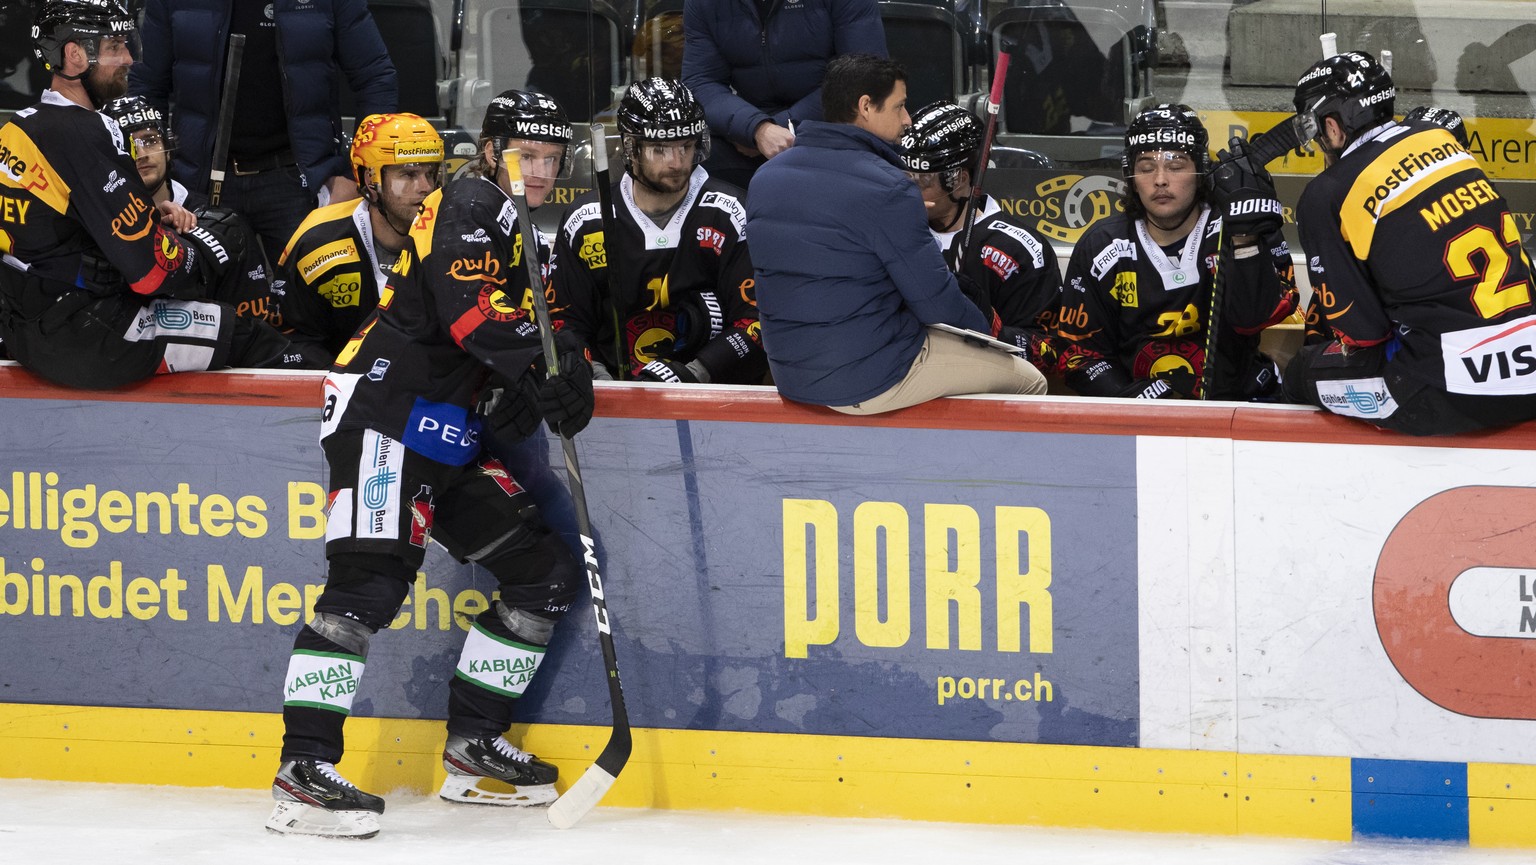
xmin=1 ymin=780 xmax=1530 ymax=865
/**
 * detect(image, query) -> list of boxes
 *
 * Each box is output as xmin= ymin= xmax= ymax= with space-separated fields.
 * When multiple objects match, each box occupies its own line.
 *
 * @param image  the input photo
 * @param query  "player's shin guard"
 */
xmin=439 ymin=602 xmax=558 ymax=805
xmin=270 ymin=612 xmax=383 ymax=836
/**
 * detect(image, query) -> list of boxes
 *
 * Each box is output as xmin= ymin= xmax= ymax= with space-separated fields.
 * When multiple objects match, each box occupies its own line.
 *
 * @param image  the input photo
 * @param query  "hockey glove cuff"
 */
xmin=1209 ymin=140 xmax=1283 ymax=237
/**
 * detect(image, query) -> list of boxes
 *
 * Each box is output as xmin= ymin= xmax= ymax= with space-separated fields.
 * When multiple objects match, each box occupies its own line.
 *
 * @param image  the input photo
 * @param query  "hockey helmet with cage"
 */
xmin=481 ymin=90 xmax=573 ymax=178
xmin=899 ymin=102 xmax=983 ymax=188
xmin=1404 ymin=105 xmax=1469 ymax=149
xmin=616 ymin=77 xmax=710 ymax=172
xmin=32 ymin=0 xmax=136 ymax=74
xmin=1292 ymin=51 xmax=1395 ymax=146
xmin=350 ymin=113 xmax=445 ymax=188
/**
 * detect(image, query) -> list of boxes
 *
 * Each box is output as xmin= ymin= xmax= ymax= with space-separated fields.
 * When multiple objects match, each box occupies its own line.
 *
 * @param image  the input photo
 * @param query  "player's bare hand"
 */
xmin=156 ymin=199 xmax=197 ymax=233
xmin=754 ymin=122 xmax=795 ymax=159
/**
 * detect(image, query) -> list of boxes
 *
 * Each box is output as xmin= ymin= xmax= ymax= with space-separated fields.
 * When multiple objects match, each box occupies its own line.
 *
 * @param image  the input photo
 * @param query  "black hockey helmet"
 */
xmin=899 ymin=102 xmax=983 ymax=176
xmin=1293 ymin=51 xmax=1395 ymax=146
xmin=102 ymin=95 xmax=174 ymax=153
xmin=1404 ymin=105 xmax=1469 ymax=149
xmin=481 ymin=89 xmax=572 ymax=178
xmin=1122 ymin=103 xmax=1210 ymax=180
xmin=31 ymin=0 xmax=136 ymax=74
xmin=616 ymin=77 xmax=710 ymax=172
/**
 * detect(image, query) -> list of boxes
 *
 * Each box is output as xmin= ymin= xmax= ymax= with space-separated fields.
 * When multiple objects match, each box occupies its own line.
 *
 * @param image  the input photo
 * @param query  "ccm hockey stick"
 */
xmin=589 ymin=123 xmax=629 ymax=379
xmin=954 ymin=50 xmax=1011 ymax=265
xmin=501 ymin=149 xmax=633 ymax=829
xmin=208 ymin=33 xmax=245 ymax=207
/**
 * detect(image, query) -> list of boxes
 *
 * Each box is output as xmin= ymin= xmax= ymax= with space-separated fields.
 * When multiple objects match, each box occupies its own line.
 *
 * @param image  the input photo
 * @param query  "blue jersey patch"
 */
xmin=403 ymin=398 xmax=483 ymax=465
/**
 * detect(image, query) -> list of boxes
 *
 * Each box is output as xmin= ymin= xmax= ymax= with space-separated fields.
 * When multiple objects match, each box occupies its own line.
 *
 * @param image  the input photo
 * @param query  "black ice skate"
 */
xmin=266 ymin=759 xmax=385 ymax=838
xmin=439 ymin=734 xmax=559 ymax=806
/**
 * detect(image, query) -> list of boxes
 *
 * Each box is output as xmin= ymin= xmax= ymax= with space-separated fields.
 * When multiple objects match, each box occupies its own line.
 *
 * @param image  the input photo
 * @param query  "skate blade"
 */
xmin=438 ymin=774 xmax=557 ymax=806
xmin=265 ymin=799 xmax=380 ymax=838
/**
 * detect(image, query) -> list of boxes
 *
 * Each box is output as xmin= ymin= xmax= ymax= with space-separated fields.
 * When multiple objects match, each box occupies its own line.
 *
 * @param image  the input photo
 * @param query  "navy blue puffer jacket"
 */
xmin=130 ymin=0 xmax=397 ymax=195
xmin=682 ymin=0 xmax=886 ymax=148
xmin=746 ymin=121 xmax=988 ymax=406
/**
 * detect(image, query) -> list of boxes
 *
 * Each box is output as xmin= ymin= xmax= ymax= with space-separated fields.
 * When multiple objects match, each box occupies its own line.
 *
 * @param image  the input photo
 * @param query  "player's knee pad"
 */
xmin=312 ymin=552 xmax=416 ymax=633
xmin=467 ymin=513 xmax=581 ymax=619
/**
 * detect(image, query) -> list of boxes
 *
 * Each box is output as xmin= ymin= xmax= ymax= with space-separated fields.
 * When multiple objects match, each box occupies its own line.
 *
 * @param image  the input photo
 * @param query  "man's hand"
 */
xmin=753 ymin=122 xmax=795 ymax=160
xmin=1208 ymin=138 xmax=1283 ymax=237
xmin=156 ymin=199 xmax=197 ymax=233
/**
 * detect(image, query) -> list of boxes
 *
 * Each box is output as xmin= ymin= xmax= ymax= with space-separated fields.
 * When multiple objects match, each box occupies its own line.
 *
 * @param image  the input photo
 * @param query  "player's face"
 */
xmin=859 ymin=81 xmax=910 ymax=145
xmin=86 ymin=36 xmax=133 ymax=102
xmin=1132 ymin=150 xmax=1199 ymax=222
xmin=633 ymin=139 xmax=697 ymax=194
xmin=130 ymin=128 xmax=168 ymax=192
xmin=906 ymin=168 xmax=965 ymax=230
xmin=511 ymin=139 xmax=565 ymax=208
xmin=376 ymin=162 xmax=440 ymax=227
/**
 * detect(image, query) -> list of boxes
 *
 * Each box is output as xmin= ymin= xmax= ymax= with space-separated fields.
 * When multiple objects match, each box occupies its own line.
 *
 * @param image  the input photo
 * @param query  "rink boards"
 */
xmin=1 ymin=363 xmax=1536 ymax=846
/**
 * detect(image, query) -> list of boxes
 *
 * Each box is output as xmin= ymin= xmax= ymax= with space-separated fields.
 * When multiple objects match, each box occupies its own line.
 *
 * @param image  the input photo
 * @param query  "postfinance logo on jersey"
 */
xmin=782 ymin=499 xmax=1054 ymax=657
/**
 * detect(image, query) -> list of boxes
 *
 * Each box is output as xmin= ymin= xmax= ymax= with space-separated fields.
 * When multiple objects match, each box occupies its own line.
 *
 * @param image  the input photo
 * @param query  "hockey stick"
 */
xmin=1199 ymin=219 xmax=1227 ymax=400
xmin=953 ymin=50 xmax=1011 ymax=266
xmin=207 ymin=33 xmax=246 ymax=207
xmin=502 ymin=149 xmax=633 ymax=829
xmin=589 ymin=124 xmax=629 ymax=380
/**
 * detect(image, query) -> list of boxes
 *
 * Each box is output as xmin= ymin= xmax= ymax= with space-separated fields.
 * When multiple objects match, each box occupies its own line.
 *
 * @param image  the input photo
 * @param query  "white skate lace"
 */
xmin=490 ymin=736 xmax=533 ymax=764
xmin=314 ymin=761 xmax=358 ymax=789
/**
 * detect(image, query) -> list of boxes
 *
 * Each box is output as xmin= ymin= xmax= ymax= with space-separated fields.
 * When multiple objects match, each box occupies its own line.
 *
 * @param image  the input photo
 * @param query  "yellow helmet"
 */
xmin=350 ymin=113 xmax=445 ymax=186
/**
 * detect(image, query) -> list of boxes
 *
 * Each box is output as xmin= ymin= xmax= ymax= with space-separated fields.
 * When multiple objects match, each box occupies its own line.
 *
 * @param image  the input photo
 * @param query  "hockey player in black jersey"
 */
xmin=265 ymin=89 xmax=594 ymax=839
xmin=0 ymin=0 xmax=314 ymax=388
xmin=547 ymin=78 xmax=766 ymax=384
xmin=278 ymin=112 xmax=444 ymax=360
xmin=102 ymin=94 xmax=287 ymax=332
xmin=1057 ymin=104 xmax=1297 ymax=400
xmin=899 ymin=101 xmax=1062 ymax=377
xmin=1282 ymin=52 xmax=1536 ymax=434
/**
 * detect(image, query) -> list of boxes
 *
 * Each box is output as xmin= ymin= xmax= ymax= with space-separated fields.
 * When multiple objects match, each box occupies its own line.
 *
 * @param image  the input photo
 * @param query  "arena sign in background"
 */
xmin=0 ymin=398 xmax=1139 ymax=748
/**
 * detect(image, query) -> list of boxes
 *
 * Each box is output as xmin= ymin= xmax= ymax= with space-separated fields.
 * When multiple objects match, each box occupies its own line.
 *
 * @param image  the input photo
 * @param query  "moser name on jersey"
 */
xmin=1442 ymin=319 xmax=1536 ymax=396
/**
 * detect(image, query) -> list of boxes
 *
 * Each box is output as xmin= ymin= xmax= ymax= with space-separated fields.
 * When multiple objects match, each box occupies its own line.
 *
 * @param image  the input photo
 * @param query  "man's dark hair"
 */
xmin=821 ymin=54 xmax=906 ymax=124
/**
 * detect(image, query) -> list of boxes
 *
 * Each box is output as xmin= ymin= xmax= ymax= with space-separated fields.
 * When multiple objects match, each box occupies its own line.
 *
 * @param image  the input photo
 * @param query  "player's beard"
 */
xmin=634 ymin=157 xmax=688 ymax=196
xmin=82 ymin=62 xmax=129 ymax=110
xmin=380 ymin=193 xmax=425 ymax=236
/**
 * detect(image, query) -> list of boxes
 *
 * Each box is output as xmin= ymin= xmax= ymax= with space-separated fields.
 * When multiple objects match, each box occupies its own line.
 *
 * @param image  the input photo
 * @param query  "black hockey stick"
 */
xmin=207 ymin=33 xmax=245 ymax=207
xmin=589 ymin=123 xmax=629 ymax=380
xmin=1200 ymin=116 xmax=1304 ymax=399
xmin=502 ymin=149 xmax=632 ymax=829
xmin=954 ymin=50 xmax=1011 ymax=267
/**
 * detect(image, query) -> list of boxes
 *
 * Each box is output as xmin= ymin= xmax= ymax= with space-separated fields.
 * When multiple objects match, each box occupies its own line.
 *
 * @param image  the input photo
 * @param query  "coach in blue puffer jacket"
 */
xmin=746 ymin=55 xmax=1046 ymax=414
xmin=130 ymin=0 xmax=396 ymax=255
xmin=683 ymin=0 xmax=885 ymax=189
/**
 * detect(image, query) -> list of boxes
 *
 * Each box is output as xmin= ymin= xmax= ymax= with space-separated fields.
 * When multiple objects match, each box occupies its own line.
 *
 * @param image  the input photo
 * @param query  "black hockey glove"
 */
xmin=672 ymin=291 xmax=724 ymax=356
xmin=182 ymin=205 xmax=252 ymax=286
xmin=1208 ymin=138 xmax=1283 ymax=238
xmin=538 ymin=350 xmax=595 ymax=437
xmin=77 ymin=250 xmax=126 ymax=296
xmin=637 ymin=359 xmax=701 ymax=384
xmin=479 ymin=370 xmax=544 ymax=444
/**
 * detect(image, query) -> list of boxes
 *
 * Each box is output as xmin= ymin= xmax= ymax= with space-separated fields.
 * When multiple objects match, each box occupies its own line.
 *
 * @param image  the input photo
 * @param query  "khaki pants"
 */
xmin=830 ymin=329 xmax=1047 ymax=416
